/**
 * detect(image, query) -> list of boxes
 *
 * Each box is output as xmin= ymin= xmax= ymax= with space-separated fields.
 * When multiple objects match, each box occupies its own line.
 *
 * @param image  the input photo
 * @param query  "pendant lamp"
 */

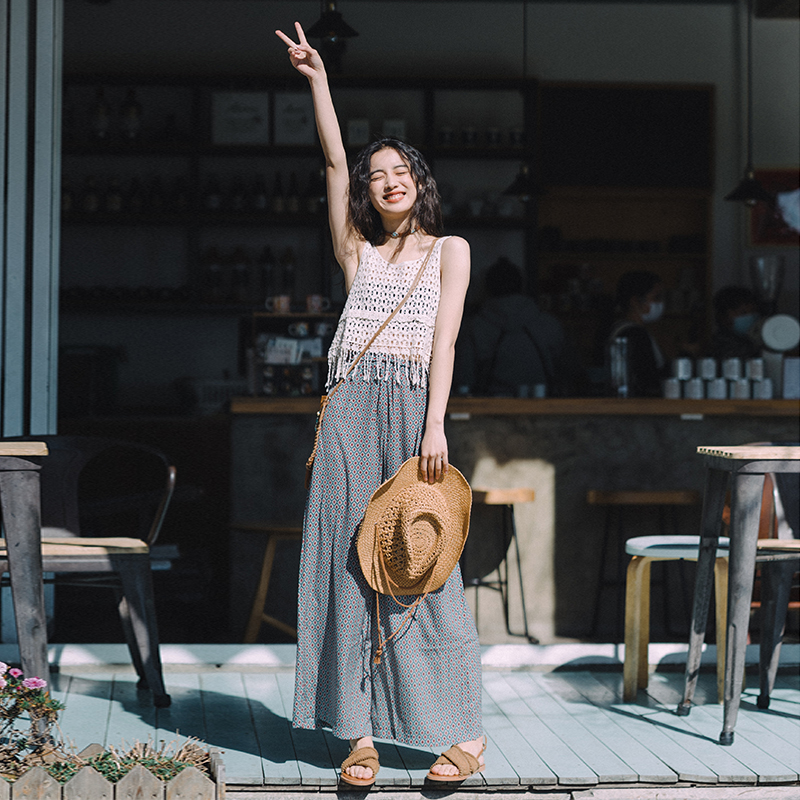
xmin=306 ymin=1 xmax=359 ymax=74
xmin=725 ymin=0 xmax=772 ymax=206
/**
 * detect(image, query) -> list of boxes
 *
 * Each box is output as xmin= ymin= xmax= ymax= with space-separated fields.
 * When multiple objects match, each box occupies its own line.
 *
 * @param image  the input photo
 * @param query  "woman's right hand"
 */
xmin=275 ymin=22 xmax=325 ymax=80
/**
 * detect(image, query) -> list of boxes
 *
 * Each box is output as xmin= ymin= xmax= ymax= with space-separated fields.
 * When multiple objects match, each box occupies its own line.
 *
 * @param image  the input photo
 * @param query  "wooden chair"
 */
xmin=460 ymin=488 xmax=538 ymax=643
xmin=586 ymin=489 xmax=702 ymax=640
xmin=0 ymin=436 xmax=175 ymax=707
xmin=235 ymin=523 xmax=303 ymax=641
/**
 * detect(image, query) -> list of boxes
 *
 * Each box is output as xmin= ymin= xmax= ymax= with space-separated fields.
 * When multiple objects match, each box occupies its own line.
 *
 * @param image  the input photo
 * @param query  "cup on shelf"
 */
xmin=745 ymin=358 xmax=764 ymax=380
xmin=306 ymin=294 xmax=331 ymax=313
xmin=662 ymin=378 xmax=681 ymax=399
xmin=752 ymin=378 xmax=774 ymax=400
xmin=288 ymin=321 xmax=309 ymax=338
xmin=672 ymin=357 xmax=693 ymax=380
xmin=265 ymin=294 xmax=291 ymax=313
xmin=315 ymin=321 xmax=334 ymax=337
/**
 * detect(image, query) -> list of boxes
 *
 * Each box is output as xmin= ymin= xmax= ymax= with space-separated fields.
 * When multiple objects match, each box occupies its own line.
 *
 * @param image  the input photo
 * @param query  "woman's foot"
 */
xmin=341 ymin=736 xmax=378 ymax=785
xmin=428 ymin=735 xmax=485 ymax=780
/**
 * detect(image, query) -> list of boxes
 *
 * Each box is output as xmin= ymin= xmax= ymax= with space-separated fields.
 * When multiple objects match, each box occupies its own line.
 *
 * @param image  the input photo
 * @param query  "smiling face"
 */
xmin=367 ymin=147 xmax=418 ymax=220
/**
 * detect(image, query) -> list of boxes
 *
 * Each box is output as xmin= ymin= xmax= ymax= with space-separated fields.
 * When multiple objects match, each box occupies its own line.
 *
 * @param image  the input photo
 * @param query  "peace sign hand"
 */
xmin=275 ymin=22 xmax=325 ymax=79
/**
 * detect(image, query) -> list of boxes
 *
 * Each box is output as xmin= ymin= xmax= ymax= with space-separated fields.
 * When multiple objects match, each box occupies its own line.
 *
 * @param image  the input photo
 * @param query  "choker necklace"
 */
xmin=388 ymin=226 xmax=417 ymax=239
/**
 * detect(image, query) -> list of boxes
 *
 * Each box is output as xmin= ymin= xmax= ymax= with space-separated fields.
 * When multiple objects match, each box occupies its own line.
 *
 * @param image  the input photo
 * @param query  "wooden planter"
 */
xmin=0 ymin=746 xmax=225 ymax=800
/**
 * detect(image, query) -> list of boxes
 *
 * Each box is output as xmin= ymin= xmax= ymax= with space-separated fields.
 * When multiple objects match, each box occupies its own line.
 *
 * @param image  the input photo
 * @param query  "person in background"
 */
xmin=455 ymin=257 xmax=567 ymax=396
xmin=608 ymin=270 xmax=670 ymax=397
xmin=709 ymin=285 xmax=761 ymax=361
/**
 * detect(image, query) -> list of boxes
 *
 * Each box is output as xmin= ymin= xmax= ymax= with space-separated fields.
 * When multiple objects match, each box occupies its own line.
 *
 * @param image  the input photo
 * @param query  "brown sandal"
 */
xmin=340 ymin=745 xmax=380 ymax=787
xmin=426 ymin=738 xmax=486 ymax=782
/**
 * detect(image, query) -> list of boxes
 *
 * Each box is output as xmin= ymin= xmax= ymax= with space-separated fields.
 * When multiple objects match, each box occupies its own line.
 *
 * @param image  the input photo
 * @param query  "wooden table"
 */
xmin=0 ymin=442 xmax=49 ymax=681
xmin=677 ymin=444 xmax=800 ymax=745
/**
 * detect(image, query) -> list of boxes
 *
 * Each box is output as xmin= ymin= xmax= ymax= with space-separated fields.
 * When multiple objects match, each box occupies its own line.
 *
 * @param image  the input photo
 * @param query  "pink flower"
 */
xmin=0 ymin=662 xmax=7 ymax=675
xmin=0 ymin=676 xmax=6 ymax=690
xmin=8 ymin=668 xmax=22 ymax=679
xmin=22 ymin=677 xmax=47 ymax=690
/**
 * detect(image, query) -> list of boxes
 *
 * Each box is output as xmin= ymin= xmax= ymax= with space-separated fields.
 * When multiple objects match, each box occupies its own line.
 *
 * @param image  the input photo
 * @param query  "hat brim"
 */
xmin=357 ymin=457 xmax=472 ymax=596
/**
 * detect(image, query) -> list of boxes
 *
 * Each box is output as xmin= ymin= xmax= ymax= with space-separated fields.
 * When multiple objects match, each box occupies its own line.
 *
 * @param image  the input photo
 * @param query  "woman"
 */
xmin=275 ymin=22 xmax=484 ymax=786
xmin=607 ymin=270 xmax=669 ymax=397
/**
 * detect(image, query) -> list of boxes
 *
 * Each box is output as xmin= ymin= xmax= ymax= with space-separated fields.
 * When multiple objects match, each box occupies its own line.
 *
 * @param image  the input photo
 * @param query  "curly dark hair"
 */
xmin=348 ymin=138 xmax=443 ymax=245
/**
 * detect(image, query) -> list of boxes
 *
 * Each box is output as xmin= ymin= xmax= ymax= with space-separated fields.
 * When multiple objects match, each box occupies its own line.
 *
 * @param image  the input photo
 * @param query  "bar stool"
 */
xmin=233 ymin=522 xmax=302 ymax=642
xmin=586 ymin=489 xmax=701 ymax=640
xmin=678 ymin=445 xmax=800 ymax=745
xmin=623 ymin=534 xmax=730 ymax=703
xmin=463 ymin=488 xmax=537 ymax=643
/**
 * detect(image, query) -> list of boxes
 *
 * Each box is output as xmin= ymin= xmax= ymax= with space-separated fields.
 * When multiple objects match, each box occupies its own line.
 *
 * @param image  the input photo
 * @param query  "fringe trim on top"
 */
xmin=327 ymin=350 xmax=430 ymax=391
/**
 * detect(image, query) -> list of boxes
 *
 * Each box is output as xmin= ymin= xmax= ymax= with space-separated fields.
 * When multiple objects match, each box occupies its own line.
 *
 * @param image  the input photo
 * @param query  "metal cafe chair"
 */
xmin=0 ymin=436 xmax=175 ymax=707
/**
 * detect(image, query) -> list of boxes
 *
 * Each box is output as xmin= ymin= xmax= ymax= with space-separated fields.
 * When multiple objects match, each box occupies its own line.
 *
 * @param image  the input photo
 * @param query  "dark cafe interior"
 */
xmin=0 ymin=0 xmax=798 ymax=668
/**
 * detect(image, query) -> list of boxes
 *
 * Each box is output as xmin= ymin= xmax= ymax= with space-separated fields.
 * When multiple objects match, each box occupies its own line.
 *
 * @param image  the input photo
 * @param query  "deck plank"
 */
xmin=274 ymin=672 xmax=339 ymax=786
xmin=592 ymin=671 xmax=757 ymax=784
xmin=154 ymin=672 xmax=207 ymax=749
xmin=482 ymin=672 xmax=598 ymax=785
xmin=481 ymin=685 xmax=556 ymax=785
xmin=506 ymin=672 xmax=637 ymax=783
xmin=105 ymin=673 xmax=157 ymax=750
xmin=533 ymin=671 xmax=678 ymax=783
xmin=645 ymin=673 xmax=797 ymax=783
xmin=241 ymin=672 xmax=302 ymax=786
xmin=57 ymin=673 xmax=113 ymax=749
xmin=573 ymin=671 xmax=719 ymax=783
xmin=200 ymin=672 xmax=266 ymax=785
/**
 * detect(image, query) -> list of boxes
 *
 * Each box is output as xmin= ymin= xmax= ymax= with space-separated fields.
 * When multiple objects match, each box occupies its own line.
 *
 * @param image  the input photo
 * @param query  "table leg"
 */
xmin=719 ymin=470 xmax=764 ymax=745
xmin=678 ymin=466 xmax=727 ymax=716
xmin=0 ymin=469 xmax=49 ymax=682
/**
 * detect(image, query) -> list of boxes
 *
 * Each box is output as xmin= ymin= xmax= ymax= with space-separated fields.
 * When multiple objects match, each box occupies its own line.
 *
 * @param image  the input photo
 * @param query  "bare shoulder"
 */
xmin=439 ymin=235 xmax=470 ymax=269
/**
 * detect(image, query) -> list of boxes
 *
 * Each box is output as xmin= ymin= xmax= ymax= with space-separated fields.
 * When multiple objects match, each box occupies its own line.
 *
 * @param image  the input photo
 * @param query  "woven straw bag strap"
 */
xmin=328 ymin=237 xmax=437 ymax=402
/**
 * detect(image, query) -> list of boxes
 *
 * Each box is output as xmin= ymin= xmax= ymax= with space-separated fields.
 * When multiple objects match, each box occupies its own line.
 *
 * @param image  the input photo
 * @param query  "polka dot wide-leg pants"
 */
xmin=292 ymin=373 xmax=483 ymax=748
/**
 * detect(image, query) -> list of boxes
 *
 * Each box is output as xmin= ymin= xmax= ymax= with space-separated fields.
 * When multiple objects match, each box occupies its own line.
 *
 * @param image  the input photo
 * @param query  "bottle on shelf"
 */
xmin=80 ymin=175 xmax=100 ymax=213
xmin=104 ymin=176 xmax=124 ymax=213
xmin=168 ymin=175 xmax=190 ymax=213
xmin=89 ymin=86 xmax=112 ymax=141
xmin=229 ymin=175 xmax=247 ymax=212
xmin=203 ymin=174 xmax=223 ymax=212
xmin=279 ymin=246 xmax=297 ymax=301
xmin=126 ymin=176 xmax=145 ymax=215
xmin=119 ymin=88 xmax=143 ymax=141
xmin=229 ymin=246 xmax=253 ymax=304
xmin=61 ymin=178 xmax=75 ymax=215
xmin=256 ymin=245 xmax=276 ymax=302
xmin=286 ymin=172 xmax=301 ymax=214
xmin=146 ymin=176 xmax=166 ymax=214
xmin=199 ymin=245 xmax=225 ymax=304
xmin=270 ymin=172 xmax=285 ymax=215
xmin=251 ymin=174 xmax=269 ymax=212
xmin=305 ymin=167 xmax=326 ymax=214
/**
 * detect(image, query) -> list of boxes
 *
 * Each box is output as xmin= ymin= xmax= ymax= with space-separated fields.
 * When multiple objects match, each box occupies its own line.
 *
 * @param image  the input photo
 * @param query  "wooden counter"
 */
xmin=231 ymin=396 xmax=798 ymax=417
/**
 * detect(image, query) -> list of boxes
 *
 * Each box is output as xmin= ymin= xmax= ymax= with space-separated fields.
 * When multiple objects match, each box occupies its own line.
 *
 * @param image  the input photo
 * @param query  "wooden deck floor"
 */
xmin=49 ymin=663 xmax=800 ymax=794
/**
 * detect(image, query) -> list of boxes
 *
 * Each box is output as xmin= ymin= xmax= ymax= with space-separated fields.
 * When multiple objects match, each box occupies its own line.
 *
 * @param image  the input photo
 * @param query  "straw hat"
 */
xmin=357 ymin=457 xmax=472 ymax=596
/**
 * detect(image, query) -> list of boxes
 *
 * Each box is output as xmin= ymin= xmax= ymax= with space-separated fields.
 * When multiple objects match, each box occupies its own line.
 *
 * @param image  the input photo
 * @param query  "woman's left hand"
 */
xmin=420 ymin=426 xmax=448 ymax=484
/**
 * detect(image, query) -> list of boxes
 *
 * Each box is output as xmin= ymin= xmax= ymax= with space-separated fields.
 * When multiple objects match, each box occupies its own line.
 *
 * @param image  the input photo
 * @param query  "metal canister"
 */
xmin=722 ymin=358 xmax=742 ymax=380
xmin=745 ymin=358 xmax=765 ymax=380
xmin=672 ymin=357 xmax=693 ymax=380
xmin=684 ymin=377 xmax=705 ymax=399
xmin=730 ymin=378 xmax=751 ymax=399
xmin=663 ymin=378 xmax=681 ymax=399
xmin=697 ymin=358 xmax=717 ymax=380
xmin=752 ymin=378 xmax=773 ymax=400
xmin=706 ymin=378 xmax=728 ymax=399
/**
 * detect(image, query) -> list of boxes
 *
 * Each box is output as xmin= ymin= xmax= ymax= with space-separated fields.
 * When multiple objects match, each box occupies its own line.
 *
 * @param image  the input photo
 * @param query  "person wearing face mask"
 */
xmin=607 ymin=270 xmax=670 ymax=397
xmin=709 ymin=286 xmax=761 ymax=361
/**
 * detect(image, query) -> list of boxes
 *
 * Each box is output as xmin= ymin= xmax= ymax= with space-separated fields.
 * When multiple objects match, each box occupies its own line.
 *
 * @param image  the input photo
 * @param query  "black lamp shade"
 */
xmin=725 ymin=170 xmax=773 ymax=206
xmin=307 ymin=2 xmax=359 ymax=41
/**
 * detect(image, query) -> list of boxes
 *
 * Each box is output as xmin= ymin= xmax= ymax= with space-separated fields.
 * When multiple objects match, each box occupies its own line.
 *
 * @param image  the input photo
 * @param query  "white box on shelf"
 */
xmin=274 ymin=92 xmax=315 ymax=145
xmin=211 ymin=92 xmax=270 ymax=144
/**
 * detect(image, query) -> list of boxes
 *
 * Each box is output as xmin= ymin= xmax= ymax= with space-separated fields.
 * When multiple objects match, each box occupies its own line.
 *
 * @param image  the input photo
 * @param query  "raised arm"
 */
xmin=276 ymin=22 xmax=359 ymax=281
xmin=419 ymin=236 xmax=471 ymax=484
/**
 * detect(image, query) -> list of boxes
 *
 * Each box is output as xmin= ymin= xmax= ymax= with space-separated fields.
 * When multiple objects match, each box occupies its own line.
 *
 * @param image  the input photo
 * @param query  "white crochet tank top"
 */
xmin=327 ymin=237 xmax=446 ymax=389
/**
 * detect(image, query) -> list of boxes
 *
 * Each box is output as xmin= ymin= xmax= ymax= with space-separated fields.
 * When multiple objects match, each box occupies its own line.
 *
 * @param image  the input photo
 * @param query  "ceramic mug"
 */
xmin=315 ymin=321 xmax=334 ymax=337
xmin=306 ymin=294 xmax=331 ymax=313
xmin=288 ymin=321 xmax=309 ymax=338
xmin=265 ymin=295 xmax=291 ymax=313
